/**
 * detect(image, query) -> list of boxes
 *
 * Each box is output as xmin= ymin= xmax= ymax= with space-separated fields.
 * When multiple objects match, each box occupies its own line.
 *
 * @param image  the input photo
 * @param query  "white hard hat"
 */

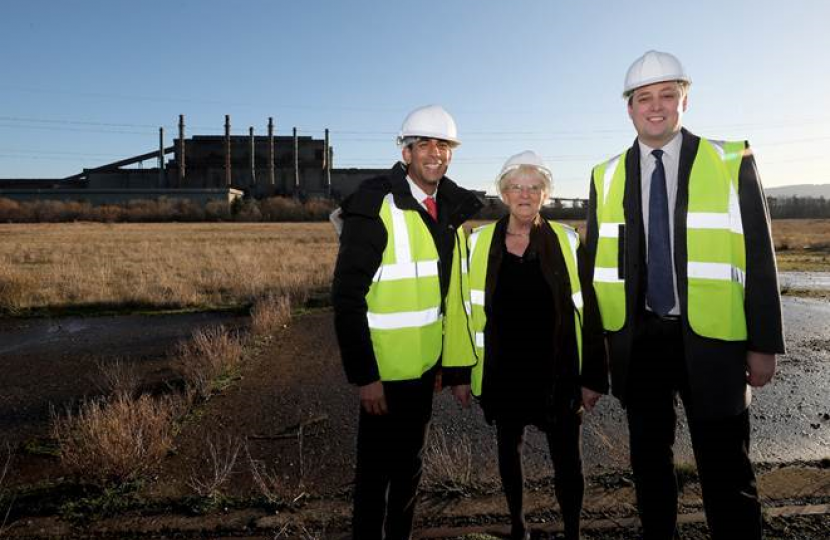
xmin=397 ymin=105 xmax=461 ymax=147
xmin=623 ymin=50 xmax=691 ymax=97
xmin=496 ymin=150 xmax=553 ymax=191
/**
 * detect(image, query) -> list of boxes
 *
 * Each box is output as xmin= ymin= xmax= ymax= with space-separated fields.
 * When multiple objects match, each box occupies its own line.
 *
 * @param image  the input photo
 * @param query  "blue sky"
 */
xmin=2 ymin=0 xmax=829 ymax=198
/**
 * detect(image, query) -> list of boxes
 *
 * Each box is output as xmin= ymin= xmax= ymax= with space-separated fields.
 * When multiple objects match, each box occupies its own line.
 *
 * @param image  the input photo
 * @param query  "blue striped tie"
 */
xmin=647 ymin=149 xmax=675 ymax=316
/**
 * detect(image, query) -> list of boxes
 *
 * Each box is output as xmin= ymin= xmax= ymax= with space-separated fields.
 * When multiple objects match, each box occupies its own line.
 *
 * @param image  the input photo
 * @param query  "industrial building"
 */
xmin=0 ymin=115 xmax=386 ymax=206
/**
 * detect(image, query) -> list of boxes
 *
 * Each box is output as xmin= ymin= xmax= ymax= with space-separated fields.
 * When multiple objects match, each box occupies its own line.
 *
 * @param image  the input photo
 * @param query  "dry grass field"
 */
xmin=770 ymin=219 xmax=830 ymax=271
xmin=0 ymin=222 xmax=338 ymax=314
xmin=0 ymin=219 xmax=826 ymax=314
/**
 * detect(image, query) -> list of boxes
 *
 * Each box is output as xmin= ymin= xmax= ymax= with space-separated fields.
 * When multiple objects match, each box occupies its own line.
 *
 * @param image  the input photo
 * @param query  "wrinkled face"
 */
xmin=501 ymin=171 xmax=546 ymax=222
xmin=402 ymin=138 xmax=452 ymax=195
xmin=627 ymin=81 xmax=687 ymax=148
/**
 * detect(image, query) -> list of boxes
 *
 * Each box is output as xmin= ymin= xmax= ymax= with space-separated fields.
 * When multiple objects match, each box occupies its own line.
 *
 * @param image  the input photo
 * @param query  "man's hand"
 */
xmin=359 ymin=381 xmax=387 ymax=415
xmin=451 ymin=384 xmax=471 ymax=408
xmin=747 ymin=351 xmax=776 ymax=387
xmin=582 ymin=387 xmax=602 ymax=412
xmin=434 ymin=369 xmax=443 ymax=392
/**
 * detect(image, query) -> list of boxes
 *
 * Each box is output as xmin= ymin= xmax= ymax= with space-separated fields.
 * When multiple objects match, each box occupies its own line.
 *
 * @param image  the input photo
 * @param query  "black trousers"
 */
xmin=626 ymin=313 xmax=761 ymax=540
xmin=351 ymin=370 xmax=435 ymax=540
xmin=496 ymin=411 xmax=584 ymax=540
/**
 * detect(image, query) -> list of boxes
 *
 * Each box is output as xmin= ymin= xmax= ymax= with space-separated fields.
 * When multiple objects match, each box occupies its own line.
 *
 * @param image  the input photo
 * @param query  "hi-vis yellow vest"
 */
xmin=591 ymin=138 xmax=748 ymax=341
xmin=366 ymin=194 xmax=472 ymax=381
xmin=466 ymin=222 xmax=584 ymax=397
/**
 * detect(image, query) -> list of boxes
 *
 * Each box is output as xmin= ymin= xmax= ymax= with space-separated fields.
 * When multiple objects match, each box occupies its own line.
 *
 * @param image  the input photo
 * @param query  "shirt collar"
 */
xmin=406 ymin=175 xmax=436 ymax=202
xmin=638 ymin=130 xmax=683 ymax=162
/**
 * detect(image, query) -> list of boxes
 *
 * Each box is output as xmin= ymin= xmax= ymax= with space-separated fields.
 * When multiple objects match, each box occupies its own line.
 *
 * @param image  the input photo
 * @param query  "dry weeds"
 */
xmin=423 ymin=427 xmax=476 ymax=497
xmin=0 ymin=220 xmax=824 ymax=316
xmin=94 ymin=357 xmax=141 ymax=398
xmin=51 ymin=394 xmax=180 ymax=485
xmin=0 ymin=222 xmax=337 ymax=314
xmin=771 ymin=219 xmax=830 ymax=271
xmin=250 ymin=294 xmax=292 ymax=338
xmin=0 ymin=443 xmax=12 ymax=536
xmin=174 ymin=326 xmax=244 ymax=402
xmin=186 ymin=434 xmax=243 ymax=499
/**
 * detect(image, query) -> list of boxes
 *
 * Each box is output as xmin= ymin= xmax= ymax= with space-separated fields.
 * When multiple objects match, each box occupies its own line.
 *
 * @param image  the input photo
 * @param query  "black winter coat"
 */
xmin=331 ymin=162 xmax=482 ymax=386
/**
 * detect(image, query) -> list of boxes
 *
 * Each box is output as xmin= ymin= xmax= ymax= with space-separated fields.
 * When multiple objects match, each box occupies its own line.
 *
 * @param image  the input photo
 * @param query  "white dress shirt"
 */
xmin=639 ymin=131 xmax=682 ymax=316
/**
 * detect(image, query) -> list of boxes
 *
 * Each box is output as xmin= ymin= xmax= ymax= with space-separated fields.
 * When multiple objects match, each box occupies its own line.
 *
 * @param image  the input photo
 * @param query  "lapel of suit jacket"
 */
xmin=675 ymin=128 xmax=700 ymax=317
xmin=623 ymin=139 xmax=644 ymax=315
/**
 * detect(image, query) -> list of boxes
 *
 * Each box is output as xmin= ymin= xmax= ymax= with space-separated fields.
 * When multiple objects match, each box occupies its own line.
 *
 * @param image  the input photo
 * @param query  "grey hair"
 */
xmin=497 ymin=165 xmax=552 ymax=200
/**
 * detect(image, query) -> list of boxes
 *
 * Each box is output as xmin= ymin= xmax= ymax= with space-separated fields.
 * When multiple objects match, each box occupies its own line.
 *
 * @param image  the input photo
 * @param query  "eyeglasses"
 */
xmin=505 ymin=184 xmax=544 ymax=195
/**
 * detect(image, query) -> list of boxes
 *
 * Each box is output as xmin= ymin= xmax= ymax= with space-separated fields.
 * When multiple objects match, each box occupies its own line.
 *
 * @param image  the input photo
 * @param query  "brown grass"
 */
xmin=51 ymin=394 xmax=180 ymax=485
xmin=770 ymin=219 xmax=830 ymax=271
xmin=0 ymin=222 xmax=338 ymax=314
xmin=0 ymin=220 xmax=825 ymax=316
xmin=94 ymin=357 xmax=141 ymax=398
xmin=250 ymin=294 xmax=293 ymax=338
xmin=174 ymin=326 xmax=244 ymax=401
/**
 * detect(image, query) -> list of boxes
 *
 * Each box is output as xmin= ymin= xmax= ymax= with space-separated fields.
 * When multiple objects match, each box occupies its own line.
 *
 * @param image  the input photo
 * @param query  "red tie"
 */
xmin=424 ymin=197 xmax=438 ymax=221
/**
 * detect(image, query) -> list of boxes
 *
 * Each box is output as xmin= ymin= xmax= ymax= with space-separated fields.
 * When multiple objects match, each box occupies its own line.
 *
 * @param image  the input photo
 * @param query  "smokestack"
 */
xmin=158 ymin=127 xmax=165 ymax=188
xmin=249 ymin=126 xmax=256 ymax=188
xmin=293 ymin=127 xmax=299 ymax=197
xmin=324 ymin=128 xmax=331 ymax=197
xmin=225 ymin=115 xmax=232 ymax=187
xmin=178 ymin=115 xmax=186 ymax=186
xmin=268 ymin=117 xmax=275 ymax=187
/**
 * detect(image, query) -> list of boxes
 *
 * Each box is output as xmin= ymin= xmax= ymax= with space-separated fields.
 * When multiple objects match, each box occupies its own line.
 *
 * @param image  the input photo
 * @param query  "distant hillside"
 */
xmin=765 ymin=184 xmax=830 ymax=198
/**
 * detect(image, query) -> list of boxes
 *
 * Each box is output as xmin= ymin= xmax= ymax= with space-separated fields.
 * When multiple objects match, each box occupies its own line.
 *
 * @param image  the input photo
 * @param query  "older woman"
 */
xmin=465 ymin=151 xmax=608 ymax=540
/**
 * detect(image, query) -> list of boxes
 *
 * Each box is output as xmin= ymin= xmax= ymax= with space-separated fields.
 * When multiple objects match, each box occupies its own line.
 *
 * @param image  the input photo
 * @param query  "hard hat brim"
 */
xmin=623 ymin=75 xmax=692 ymax=97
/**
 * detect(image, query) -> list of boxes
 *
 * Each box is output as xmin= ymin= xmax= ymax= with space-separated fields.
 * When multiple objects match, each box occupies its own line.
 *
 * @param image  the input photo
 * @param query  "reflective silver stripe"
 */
xmin=367 ymin=307 xmax=441 ymax=330
xmin=593 ymin=267 xmax=623 ymax=283
xmin=572 ymin=292 xmax=583 ymax=310
xmin=603 ymin=154 xmax=622 ymax=204
xmin=599 ymin=222 xmax=623 ymax=238
xmin=387 ymin=194 xmax=412 ymax=265
xmin=470 ymin=289 xmax=485 ymax=306
xmin=687 ymin=262 xmax=745 ymax=285
xmin=469 ymin=229 xmax=482 ymax=260
xmin=709 ymin=139 xmax=726 ymax=160
xmin=475 ymin=332 xmax=484 ymax=348
xmin=464 ymin=301 xmax=472 ymax=316
xmin=687 ymin=212 xmax=743 ymax=235
xmin=564 ymin=227 xmax=579 ymax=254
xmin=373 ymin=260 xmax=439 ymax=282
xmin=728 ymin=180 xmax=744 ymax=235
xmin=461 ymin=258 xmax=468 ymax=275
xmin=688 ymin=212 xmax=729 ymax=229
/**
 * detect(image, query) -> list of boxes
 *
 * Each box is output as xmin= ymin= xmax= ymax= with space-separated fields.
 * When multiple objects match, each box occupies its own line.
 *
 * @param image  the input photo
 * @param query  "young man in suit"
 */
xmin=586 ymin=50 xmax=785 ymax=540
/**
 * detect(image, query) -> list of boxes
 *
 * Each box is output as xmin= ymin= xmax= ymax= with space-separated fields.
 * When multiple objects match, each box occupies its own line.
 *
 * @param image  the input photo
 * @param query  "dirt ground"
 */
xmin=2 ymin=307 xmax=830 ymax=538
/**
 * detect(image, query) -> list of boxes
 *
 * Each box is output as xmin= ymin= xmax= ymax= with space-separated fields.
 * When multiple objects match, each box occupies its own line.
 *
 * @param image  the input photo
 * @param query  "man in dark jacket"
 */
xmin=586 ymin=51 xmax=785 ymax=540
xmin=331 ymin=105 xmax=482 ymax=540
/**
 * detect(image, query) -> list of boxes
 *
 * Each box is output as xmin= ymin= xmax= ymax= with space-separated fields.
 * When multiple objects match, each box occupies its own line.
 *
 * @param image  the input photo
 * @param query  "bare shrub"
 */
xmin=1 ymin=443 xmax=13 ymax=535
xmin=247 ymin=448 xmax=284 ymax=506
xmin=51 ymin=394 xmax=179 ymax=485
xmin=250 ymin=294 xmax=292 ymax=338
xmin=187 ymin=434 xmax=242 ymax=499
xmin=94 ymin=357 xmax=141 ymax=397
xmin=422 ymin=428 xmax=475 ymax=497
xmin=302 ymin=199 xmax=336 ymax=221
xmin=175 ymin=326 xmax=243 ymax=401
xmin=0 ymin=198 xmax=24 ymax=222
xmin=260 ymin=197 xmax=304 ymax=221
